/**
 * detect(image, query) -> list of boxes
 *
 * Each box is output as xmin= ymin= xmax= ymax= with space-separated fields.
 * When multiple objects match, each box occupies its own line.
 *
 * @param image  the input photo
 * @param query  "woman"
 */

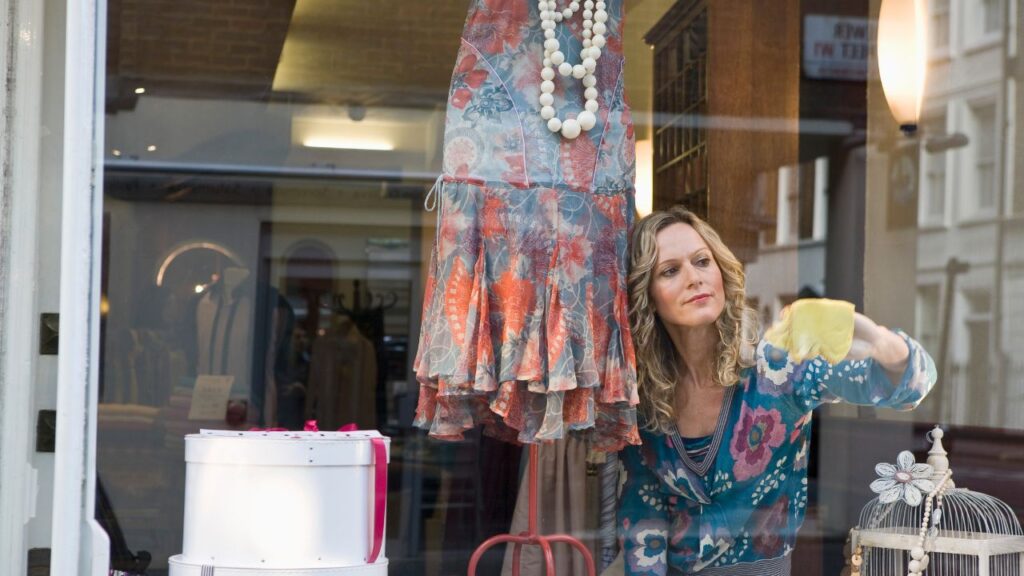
xmin=616 ymin=207 xmax=936 ymax=575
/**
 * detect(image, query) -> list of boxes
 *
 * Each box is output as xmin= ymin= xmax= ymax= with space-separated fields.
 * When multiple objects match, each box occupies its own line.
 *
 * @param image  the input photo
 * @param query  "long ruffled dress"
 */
xmin=413 ymin=0 xmax=639 ymax=451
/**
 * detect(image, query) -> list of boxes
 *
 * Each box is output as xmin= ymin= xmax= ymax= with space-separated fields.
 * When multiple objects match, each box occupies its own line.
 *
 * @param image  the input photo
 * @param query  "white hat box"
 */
xmin=168 ymin=429 xmax=390 ymax=575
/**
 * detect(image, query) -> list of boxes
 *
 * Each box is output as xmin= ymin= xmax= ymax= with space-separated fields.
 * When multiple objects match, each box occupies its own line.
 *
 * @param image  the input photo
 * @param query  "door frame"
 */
xmin=0 ymin=0 xmax=110 ymax=573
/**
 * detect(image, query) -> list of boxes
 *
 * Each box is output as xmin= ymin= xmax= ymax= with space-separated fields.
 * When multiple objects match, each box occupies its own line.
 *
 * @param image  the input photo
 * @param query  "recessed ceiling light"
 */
xmin=147 ymin=145 xmax=157 ymax=152
xmin=302 ymin=137 xmax=394 ymax=151
xmin=112 ymin=149 xmax=122 ymax=157
xmin=134 ymin=87 xmax=146 ymax=94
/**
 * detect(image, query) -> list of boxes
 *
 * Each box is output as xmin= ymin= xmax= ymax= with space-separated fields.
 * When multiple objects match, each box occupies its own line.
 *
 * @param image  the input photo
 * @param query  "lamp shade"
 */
xmin=877 ymin=0 xmax=927 ymax=133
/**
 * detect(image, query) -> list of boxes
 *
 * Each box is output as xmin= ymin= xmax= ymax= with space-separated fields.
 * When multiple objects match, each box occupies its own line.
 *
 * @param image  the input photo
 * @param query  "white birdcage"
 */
xmin=846 ymin=426 xmax=1024 ymax=576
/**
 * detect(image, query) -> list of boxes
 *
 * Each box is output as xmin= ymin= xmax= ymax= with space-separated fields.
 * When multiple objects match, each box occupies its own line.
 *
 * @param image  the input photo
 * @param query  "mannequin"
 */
xmin=195 ymin=266 xmax=253 ymax=398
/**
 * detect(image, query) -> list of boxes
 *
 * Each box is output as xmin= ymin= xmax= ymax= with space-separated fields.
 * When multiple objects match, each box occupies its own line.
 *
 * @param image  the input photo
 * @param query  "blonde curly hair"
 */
xmin=627 ymin=206 xmax=759 ymax=434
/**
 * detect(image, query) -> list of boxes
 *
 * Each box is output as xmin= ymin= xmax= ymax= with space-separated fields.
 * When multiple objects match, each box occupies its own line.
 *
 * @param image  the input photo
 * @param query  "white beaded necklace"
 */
xmin=538 ymin=0 xmax=608 ymax=139
xmin=906 ymin=470 xmax=953 ymax=576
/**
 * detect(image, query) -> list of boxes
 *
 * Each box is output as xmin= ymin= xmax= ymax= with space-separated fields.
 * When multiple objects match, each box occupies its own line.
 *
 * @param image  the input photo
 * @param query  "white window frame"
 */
xmin=0 ymin=0 xmax=109 ymax=574
xmin=0 ymin=1 xmax=46 ymax=572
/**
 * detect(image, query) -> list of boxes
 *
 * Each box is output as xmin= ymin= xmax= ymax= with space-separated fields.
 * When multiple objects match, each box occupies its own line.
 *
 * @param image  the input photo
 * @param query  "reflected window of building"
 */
xmin=781 ymin=164 xmax=800 ymax=245
xmin=916 ymin=284 xmax=941 ymax=358
xmin=769 ymin=158 xmax=828 ymax=247
xmin=968 ymin=101 xmax=998 ymax=215
xmin=921 ymin=113 xmax=949 ymax=225
xmin=963 ymin=288 xmax=994 ymax=420
xmin=1007 ymin=270 xmax=1024 ymax=410
xmin=982 ymin=0 xmax=1004 ymax=36
xmin=931 ymin=0 xmax=951 ymax=52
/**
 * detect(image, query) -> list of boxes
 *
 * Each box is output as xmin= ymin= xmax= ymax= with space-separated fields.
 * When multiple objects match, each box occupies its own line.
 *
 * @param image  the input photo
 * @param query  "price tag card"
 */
xmin=188 ymin=375 xmax=235 ymax=420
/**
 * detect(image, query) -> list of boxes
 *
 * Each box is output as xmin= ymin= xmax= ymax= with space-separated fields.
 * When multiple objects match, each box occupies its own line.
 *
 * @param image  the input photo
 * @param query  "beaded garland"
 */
xmin=538 ymin=0 xmax=608 ymax=139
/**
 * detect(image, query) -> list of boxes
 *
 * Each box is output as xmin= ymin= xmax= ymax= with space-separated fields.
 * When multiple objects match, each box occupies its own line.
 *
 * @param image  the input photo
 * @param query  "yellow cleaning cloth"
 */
xmin=764 ymin=298 xmax=856 ymax=363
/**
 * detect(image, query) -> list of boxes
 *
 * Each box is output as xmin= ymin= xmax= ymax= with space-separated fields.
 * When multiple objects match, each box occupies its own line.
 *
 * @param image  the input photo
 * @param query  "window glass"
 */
xmin=98 ymin=1 xmax=1024 ymax=575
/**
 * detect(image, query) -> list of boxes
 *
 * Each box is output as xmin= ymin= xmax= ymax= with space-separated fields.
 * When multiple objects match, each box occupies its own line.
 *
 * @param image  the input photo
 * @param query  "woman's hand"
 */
xmin=849 ymin=312 xmax=910 ymax=375
xmin=773 ymin=303 xmax=910 ymax=375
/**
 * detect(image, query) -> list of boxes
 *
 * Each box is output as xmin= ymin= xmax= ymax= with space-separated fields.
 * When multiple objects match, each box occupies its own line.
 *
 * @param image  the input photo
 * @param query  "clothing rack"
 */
xmin=332 ymin=279 xmax=397 ymax=316
xmin=330 ymin=279 xmax=395 ymax=430
xmin=467 ymin=443 xmax=596 ymax=576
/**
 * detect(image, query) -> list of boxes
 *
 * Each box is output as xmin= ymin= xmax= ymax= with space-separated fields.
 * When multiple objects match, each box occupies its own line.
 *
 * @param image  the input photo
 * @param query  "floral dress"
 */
xmin=617 ymin=331 xmax=937 ymax=575
xmin=413 ymin=0 xmax=639 ymax=451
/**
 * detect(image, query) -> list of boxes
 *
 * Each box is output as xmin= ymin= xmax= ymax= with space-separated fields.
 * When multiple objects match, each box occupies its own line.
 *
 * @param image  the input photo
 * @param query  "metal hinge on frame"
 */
xmin=39 ymin=313 xmax=58 ymax=355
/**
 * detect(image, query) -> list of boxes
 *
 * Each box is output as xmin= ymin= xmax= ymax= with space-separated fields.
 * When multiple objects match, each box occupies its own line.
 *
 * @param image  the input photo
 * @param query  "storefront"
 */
xmin=0 ymin=0 xmax=1021 ymax=574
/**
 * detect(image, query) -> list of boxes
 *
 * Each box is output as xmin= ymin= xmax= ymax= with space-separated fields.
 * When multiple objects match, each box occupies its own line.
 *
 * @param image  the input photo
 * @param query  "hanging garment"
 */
xmin=414 ymin=0 xmax=638 ymax=451
xmin=195 ymin=278 xmax=253 ymax=389
xmin=306 ymin=318 xmax=378 ymax=431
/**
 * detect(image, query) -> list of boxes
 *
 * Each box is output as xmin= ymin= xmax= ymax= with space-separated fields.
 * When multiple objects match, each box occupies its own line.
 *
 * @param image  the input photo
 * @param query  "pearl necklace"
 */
xmin=908 ymin=469 xmax=952 ymax=576
xmin=538 ymin=0 xmax=608 ymax=139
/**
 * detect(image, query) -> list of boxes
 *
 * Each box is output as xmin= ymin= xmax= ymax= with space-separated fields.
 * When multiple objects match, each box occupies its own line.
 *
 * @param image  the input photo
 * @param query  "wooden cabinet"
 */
xmin=645 ymin=0 xmax=800 ymax=263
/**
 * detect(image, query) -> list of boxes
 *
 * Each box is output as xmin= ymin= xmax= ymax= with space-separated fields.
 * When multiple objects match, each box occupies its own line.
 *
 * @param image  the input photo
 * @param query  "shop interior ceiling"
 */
xmin=106 ymin=0 xmax=466 ymax=112
xmin=104 ymin=0 xmax=468 ymax=204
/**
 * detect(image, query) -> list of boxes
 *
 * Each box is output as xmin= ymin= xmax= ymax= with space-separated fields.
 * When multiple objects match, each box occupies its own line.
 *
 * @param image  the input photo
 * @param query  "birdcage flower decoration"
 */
xmin=845 ymin=426 xmax=1024 ymax=576
xmin=870 ymin=451 xmax=935 ymax=506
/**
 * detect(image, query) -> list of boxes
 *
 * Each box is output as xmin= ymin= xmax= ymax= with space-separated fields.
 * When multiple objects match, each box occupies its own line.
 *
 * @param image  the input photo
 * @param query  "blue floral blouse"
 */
xmin=617 ymin=330 xmax=937 ymax=574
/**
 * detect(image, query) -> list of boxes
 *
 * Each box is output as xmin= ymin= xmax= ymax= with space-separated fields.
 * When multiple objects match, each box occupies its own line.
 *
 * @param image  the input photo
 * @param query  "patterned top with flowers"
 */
xmin=414 ymin=0 xmax=640 ymax=450
xmin=618 ymin=330 xmax=937 ymax=574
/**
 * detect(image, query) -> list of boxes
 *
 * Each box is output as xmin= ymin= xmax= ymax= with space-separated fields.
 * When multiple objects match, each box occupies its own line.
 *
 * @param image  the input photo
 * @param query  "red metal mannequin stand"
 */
xmin=467 ymin=443 xmax=597 ymax=576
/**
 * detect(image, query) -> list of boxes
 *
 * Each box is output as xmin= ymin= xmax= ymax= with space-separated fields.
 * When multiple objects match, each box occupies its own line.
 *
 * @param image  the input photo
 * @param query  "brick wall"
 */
xmin=110 ymin=0 xmax=296 ymax=90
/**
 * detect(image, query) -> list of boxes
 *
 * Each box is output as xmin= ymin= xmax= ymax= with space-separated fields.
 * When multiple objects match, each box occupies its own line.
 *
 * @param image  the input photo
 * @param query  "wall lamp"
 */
xmin=877 ymin=0 xmax=928 ymax=135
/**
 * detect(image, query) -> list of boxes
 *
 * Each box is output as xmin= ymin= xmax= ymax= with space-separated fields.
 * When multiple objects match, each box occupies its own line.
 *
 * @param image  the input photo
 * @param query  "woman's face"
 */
xmin=650 ymin=222 xmax=726 ymax=329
